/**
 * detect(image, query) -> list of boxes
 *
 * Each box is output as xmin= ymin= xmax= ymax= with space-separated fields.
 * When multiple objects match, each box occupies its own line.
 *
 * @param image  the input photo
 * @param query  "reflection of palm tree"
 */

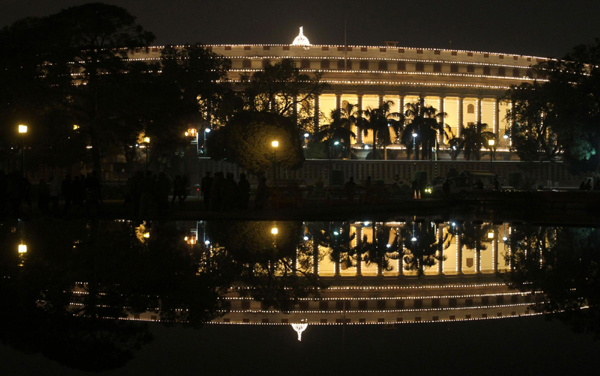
xmin=316 ymin=102 xmax=358 ymax=159
xmin=446 ymin=221 xmax=494 ymax=273
xmin=361 ymin=100 xmax=403 ymax=160
xmin=400 ymin=222 xmax=446 ymax=276
xmin=354 ymin=224 xmax=400 ymax=274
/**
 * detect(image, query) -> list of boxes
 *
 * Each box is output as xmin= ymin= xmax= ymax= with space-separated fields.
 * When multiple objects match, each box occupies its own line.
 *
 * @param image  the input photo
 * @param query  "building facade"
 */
xmin=132 ymin=28 xmax=546 ymax=152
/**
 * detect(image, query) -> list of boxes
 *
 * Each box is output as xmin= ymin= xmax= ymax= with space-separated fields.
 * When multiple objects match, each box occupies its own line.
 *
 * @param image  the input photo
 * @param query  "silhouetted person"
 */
xmin=178 ymin=174 xmax=189 ymax=205
xmin=237 ymin=173 xmax=250 ymax=209
xmin=363 ymin=176 xmax=373 ymax=204
xmin=412 ymin=178 xmax=421 ymax=199
xmin=595 ymin=180 xmax=600 ymax=191
xmin=494 ymin=177 xmax=500 ymax=190
xmin=584 ymin=179 xmax=592 ymax=190
xmin=475 ymin=179 xmax=484 ymax=190
xmin=201 ymin=172 xmax=213 ymax=210
xmin=254 ymin=177 xmax=268 ymax=210
xmin=345 ymin=177 xmax=357 ymax=203
xmin=72 ymin=175 xmax=86 ymax=211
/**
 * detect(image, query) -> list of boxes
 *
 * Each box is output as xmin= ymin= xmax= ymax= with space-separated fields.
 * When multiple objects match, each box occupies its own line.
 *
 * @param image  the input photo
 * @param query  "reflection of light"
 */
xmin=502 ymin=236 xmax=508 ymax=241
xmin=334 ymin=141 xmax=340 ymax=146
xmin=487 ymin=231 xmax=494 ymax=239
xmin=304 ymin=133 xmax=310 ymax=138
xmin=333 ymin=231 xmax=339 ymax=236
xmin=271 ymin=227 xmax=278 ymax=235
xmin=411 ymin=236 xmax=417 ymax=242
xmin=503 ymin=134 xmax=509 ymax=139
xmin=451 ymin=222 xmax=456 ymax=227
xmin=73 ymin=124 xmax=79 ymax=130
xmin=143 ymin=137 xmax=150 ymax=143
xmin=204 ymin=240 xmax=211 ymax=246
xmin=303 ymin=236 xmax=309 ymax=241
xmin=18 ymin=244 xmax=27 ymax=254
xmin=386 ymin=244 xmax=391 ymax=248
xmin=363 ymin=145 xmax=370 ymax=150
xmin=412 ymin=133 xmax=418 ymax=138
xmin=488 ymin=139 xmax=495 ymax=146
xmin=205 ymin=128 xmax=211 ymax=133
xmin=143 ymin=232 xmax=150 ymax=239
xmin=363 ymin=222 xmax=370 ymax=226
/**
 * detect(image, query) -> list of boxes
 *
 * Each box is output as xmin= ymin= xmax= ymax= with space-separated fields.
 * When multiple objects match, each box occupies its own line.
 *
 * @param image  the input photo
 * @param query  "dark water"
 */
xmin=1 ymin=218 xmax=599 ymax=375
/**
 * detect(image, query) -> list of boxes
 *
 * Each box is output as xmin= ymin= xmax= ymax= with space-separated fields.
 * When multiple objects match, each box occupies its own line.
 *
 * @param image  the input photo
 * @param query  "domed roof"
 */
xmin=291 ymin=27 xmax=311 ymax=46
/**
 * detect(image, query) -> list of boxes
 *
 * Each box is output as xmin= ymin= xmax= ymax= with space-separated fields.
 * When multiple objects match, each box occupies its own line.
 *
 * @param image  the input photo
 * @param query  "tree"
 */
xmin=400 ymin=222 xmax=446 ymax=276
xmin=506 ymin=39 xmax=600 ymax=173
xmin=361 ymin=100 xmax=403 ymax=160
xmin=402 ymin=99 xmax=444 ymax=160
xmin=315 ymin=102 xmax=358 ymax=159
xmin=461 ymin=122 xmax=495 ymax=161
xmin=42 ymin=3 xmax=156 ymax=174
xmin=208 ymin=111 xmax=305 ymax=175
xmin=239 ymin=59 xmax=327 ymax=124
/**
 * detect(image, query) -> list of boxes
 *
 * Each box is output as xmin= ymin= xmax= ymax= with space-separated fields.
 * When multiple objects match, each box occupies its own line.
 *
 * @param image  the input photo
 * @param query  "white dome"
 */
xmin=291 ymin=27 xmax=311 ymax=46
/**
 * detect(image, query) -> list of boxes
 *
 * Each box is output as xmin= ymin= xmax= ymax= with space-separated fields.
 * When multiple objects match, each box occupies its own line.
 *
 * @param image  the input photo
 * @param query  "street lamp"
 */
xmin=411 ymin=132 xmax=418 ymax=159
xmin=488 ymin=139 xmax=495 ymax=172
xmin=271 ymin=140 xmax=279 ymax=186
xmin=18 ymin=124 xmax=27 ymax=174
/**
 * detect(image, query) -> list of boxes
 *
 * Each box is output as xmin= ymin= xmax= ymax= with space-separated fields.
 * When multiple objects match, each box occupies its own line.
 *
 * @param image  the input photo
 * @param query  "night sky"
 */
xmin=2 ymin=0 xmax=600 ymax=58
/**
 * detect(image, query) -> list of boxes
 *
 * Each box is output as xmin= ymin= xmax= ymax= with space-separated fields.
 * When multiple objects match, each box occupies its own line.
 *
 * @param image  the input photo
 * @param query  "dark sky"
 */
xmin=2 ymin=0 xmax=600 ymax=58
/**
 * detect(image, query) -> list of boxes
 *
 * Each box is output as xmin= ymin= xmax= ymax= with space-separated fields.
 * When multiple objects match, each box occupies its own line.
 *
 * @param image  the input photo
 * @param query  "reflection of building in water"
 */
xmin=115 ymin=221 xmax=540 ymax=328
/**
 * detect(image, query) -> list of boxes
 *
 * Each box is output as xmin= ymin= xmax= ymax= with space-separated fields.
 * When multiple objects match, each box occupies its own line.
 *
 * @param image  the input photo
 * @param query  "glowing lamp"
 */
xmin=143 ymin=137 xmax=150 ymax=143
xmin=18 ymin=125 xmax=28 ymax=134
xmin=488 ymin=139 xmax=495 ymax=146
xmin=271 ymin=140 xmax=279 ymax=148
xmin=18 ymin=244 xmax=27 ymax=254
xmin=487 ymin=231 xmax=494 ymax=239
xmin=271 ymin=227 xmax=278 ymax=235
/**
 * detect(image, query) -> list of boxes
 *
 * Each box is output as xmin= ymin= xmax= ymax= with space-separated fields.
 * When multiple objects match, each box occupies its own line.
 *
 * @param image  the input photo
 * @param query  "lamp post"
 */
xmin=204 ymin=128 xmax=211 ymax=155
xmin=271 ymin=140 xmax=279 ymax=186
xmin=488 ymin=139 xmax=495 ymax=172
xmin=411 ymin=132 xmax=418 ymax=160
xmin=18 ymin=124 xmax=27 ymax=174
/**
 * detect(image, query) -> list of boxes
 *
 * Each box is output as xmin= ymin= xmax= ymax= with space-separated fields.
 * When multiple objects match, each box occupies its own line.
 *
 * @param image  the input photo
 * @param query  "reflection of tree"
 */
xmin=354 ymin=224 xmax=399 ymax=274
xmin=309 ymin=222 xmax=356 ymax=271
xmin=505 ymin=226 xmax=600 ymax=337
xmin=445 ymin=221 xmax=494 ymax=272
xmin=400 ymin=222 xmax=445 ymax=276
xmin=205 ymin=220 xmax=325 ymax=313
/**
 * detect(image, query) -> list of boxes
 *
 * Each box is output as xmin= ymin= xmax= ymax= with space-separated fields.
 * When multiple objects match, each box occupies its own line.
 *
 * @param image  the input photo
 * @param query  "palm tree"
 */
xmin=315 ymin=102 xmax=358 ymax=159
xmin=353 ymin=224 xmax=400 ymax=275
xmin=462 ymin=122 xmax=495 ymax=160
xmin=402 ymin=99 xmax=445 ymax=160
xmin=361 ymin=100 xmax=403 ymax=160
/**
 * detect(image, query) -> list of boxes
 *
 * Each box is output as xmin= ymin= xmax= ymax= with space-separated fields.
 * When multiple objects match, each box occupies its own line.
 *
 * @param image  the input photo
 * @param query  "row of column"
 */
xmin=312 ymin=93 xmax=510 ymax=145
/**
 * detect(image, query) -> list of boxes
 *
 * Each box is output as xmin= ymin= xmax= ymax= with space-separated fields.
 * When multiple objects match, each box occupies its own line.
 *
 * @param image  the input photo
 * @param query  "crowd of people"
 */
xmin=200 ymin=172 xmax=264 ymax=211
xmin=0 ymin=170 xmax=102 ymax=218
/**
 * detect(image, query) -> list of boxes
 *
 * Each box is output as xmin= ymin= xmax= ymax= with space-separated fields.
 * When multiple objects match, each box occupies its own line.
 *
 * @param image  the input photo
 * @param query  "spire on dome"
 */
xmin=291 ymin=27 xmax=311 ymax=46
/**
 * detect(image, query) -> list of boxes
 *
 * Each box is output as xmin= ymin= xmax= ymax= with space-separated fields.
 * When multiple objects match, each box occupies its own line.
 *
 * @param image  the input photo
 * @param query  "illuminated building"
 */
xmin=131 ymin=27 xmax=544 ymax=152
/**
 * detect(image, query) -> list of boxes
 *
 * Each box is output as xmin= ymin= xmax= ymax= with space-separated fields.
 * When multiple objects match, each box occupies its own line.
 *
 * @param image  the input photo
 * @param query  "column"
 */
xmin=312 ymin=239 xmax=319 ymax=275
xmin=357 ymin=93 xmax=363 ymax=144
xmin=293 ymin=94 xmax=298 ymax=125
xmin=314 ymin=94 xmax=320 ymax=133
xmin=335 ymin=93 xmax=342 ymax=111
xmin=356 ymin=227 xmax=362 ymax=277
xmin=398 ymin=94 xmax=405 ymax=115
xmin=437 ymin=226 xmax=444 ymax=275
xmin=439 ymin=96 xmax=445 ymax=144
xmin=493 ymin=234 xmax=498 ymax=273
xmin=494 ymin=98 xmax=500 ymax=135
xmin=458 ymin=97 xmax=464 ymax=136
xmin=456 ymin=237 xmax=463 ymax=274
xmin=476 ymin=97 xmax=482 ymax=124
xmin=378 ymin=94 xmax=384 ymax=107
